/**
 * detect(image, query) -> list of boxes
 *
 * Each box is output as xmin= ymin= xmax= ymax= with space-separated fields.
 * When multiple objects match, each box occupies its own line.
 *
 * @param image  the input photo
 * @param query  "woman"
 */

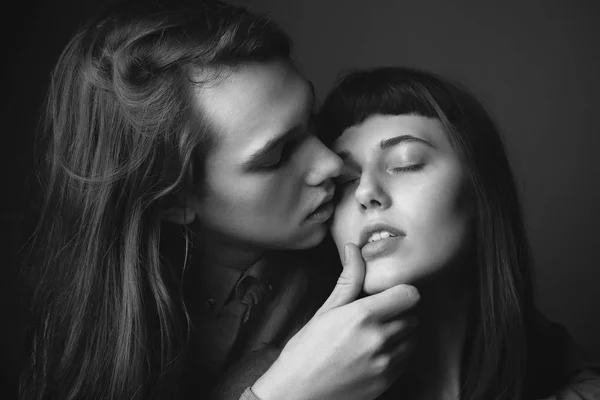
xmin=317 ymin=66 xmax=600 ymax=399
xmin=20 ymin=1 xmax=418 ymax=399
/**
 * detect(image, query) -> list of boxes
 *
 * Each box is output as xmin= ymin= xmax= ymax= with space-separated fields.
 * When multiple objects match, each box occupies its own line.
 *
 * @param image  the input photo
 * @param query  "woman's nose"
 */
xmin=355 ymin=174 xmax=391 ymax=211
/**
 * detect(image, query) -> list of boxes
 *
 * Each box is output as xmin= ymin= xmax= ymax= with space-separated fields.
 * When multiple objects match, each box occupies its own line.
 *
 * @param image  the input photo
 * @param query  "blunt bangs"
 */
xmin=317 ymin=67 xmax=465 ymax=146
xmin=318 ymin=65 xmax=534 ymax=400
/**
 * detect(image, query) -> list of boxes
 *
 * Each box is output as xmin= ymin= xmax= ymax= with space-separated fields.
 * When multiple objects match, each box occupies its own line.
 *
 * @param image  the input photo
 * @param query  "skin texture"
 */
xmin=252 ymin=244 xmax=421 ymax=400
xmin=170 ymin=64 xmax=422 ymax=400
xmin=178 ymin=59 xmax=342 ymax=250
xmin=330 ymin=114 xmax=474 ymax=294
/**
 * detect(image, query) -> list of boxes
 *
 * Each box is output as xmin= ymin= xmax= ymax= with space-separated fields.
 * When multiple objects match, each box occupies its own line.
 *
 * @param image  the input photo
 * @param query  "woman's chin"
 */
xmin=361 ymin=259 xmax=426 ymax=295
xmin=362 ymin=273 xmax=413 ymax=295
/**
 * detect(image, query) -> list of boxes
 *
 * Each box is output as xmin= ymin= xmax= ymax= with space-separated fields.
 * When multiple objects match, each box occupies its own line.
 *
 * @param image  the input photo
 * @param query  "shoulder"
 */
xmin=538 ymin=367 xmax=600 ymax=400
xmin=527 ymin=311 xmax=600 ymax=399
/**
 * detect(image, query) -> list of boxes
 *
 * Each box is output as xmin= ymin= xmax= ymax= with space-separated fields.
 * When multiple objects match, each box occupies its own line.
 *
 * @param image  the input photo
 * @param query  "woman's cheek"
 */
xmin=331 ymin=205 xmax=351 ymax=249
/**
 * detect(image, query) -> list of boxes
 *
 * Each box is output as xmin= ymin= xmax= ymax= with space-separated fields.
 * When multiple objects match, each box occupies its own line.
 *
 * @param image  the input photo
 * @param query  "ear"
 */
xmin=160 ymin=204 xmax=197 ymax=225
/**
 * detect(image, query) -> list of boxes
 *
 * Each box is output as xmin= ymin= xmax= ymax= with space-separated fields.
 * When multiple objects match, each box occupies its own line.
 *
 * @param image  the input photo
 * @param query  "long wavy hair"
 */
xmin=20 ymin=1 xmax=291 ymax=399
xmin=317 ymin=67 xmax=535 ymax=400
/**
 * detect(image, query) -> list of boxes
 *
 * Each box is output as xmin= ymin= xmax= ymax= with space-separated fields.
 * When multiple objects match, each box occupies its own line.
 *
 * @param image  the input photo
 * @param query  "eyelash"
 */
xmin=390 ymin=164 xmax=424 ymax=173
xmin=260 ymin=154 xmax=287 ymax=170
xmin=260 ymin=136 xmax=304 ymax=170
xmin=335 ymin=164 xmax=425 ymax=189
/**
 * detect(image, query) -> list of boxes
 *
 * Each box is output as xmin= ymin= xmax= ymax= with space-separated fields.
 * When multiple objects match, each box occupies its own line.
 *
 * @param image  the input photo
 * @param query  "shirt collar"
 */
xmin=196 ymin=251 xmax=285 ymax=316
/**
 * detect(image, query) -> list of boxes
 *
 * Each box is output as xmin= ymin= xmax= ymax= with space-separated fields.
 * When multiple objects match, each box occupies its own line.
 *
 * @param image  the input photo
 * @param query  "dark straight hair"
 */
xmin=318 ymin=66 xmax=535 ymax=400
xmin=21 ymin=1 xmax=291 ymax=399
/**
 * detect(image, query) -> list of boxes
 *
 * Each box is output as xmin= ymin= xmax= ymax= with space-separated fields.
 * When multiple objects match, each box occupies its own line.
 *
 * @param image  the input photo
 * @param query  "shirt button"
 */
xmin=205 ymin=297 xmax=215 ymax=310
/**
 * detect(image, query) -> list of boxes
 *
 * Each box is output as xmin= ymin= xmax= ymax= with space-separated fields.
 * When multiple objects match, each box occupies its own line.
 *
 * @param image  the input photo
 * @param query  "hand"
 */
xmin=251 ymin=243 xmax=419 ymax=400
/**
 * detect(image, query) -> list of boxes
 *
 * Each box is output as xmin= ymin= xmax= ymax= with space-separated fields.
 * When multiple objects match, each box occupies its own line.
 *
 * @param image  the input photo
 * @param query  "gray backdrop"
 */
xmin=1 ymin=0 xmax=598 ymax=389
xmin=228 ymin=0 xmax=600 ymax=358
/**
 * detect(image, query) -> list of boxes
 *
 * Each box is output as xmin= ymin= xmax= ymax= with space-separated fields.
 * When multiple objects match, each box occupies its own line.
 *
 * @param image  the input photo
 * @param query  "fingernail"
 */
xmin=344 ymin=244 xmax=350 ymax=264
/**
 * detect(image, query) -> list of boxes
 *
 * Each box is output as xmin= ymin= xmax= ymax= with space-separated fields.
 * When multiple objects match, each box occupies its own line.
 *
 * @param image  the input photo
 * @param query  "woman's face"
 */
xmin=330 ymin=114 xmax=473 ymax=294
xmin=187 ymin=59 xmax=342 ymax=250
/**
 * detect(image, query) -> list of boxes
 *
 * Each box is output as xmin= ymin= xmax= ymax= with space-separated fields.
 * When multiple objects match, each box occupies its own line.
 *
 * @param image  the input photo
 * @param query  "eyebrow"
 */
xmin=243 ymin=128 xmax=299 ymax=168
xmin=380 ymin=134 xmax=433 ymax=150
xmin=243 ymin=83 xmax=316 ymax=168
xmin=336 ymin=134 xmax=433 ymax=161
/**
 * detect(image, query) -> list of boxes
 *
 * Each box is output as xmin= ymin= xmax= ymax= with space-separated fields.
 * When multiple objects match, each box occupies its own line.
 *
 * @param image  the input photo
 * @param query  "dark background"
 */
xmin=226 ymin=0 xmax=600 ymax=359
xmin=1 ymin=0 xmax=599 ymax=393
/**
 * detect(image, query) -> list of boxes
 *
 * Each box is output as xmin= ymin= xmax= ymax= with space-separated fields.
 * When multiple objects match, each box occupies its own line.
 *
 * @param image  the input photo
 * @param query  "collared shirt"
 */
xmin=183 ymin=250 xmax=315 ymax=395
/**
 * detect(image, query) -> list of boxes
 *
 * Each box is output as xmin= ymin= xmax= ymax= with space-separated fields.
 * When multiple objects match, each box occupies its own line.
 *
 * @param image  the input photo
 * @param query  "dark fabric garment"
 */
xmin=210 ymin=347 xmax=280 ymax=400
xmin=526 ymin=313 xmax=600 ymax=400
xmin=210 ymin=311 xmax=600 ymax=400
xmin=184 ymin=255 xmax=280 ymax=383
xmin=181 ymin=247 xmax=336 ymax=399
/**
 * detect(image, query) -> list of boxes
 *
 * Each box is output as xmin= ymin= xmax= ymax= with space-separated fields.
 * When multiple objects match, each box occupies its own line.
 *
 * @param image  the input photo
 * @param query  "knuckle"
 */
xmin=355 ymin=303 xmax=374 ymax=323
xmin=397 ymin=337 xmax=417 ymax=357
xmin=397 ymin=317 xmax=418 ymax=335
xmin=370 ymin=330 xmax=387 ymax=350
xmin=371 ymin=378 xmax=390 ymax=395
xmin=336 ymin=274 xmax=352 ymax=286
xmin=373 ymin=354 xmax=392 ymax=375
xmin=389 ymin=319 xmax=405 ymax=333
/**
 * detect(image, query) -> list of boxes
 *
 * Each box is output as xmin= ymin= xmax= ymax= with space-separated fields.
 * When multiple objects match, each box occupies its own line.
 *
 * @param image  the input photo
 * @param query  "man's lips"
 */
xmin=307 ymin=200 xmax=334 ymax=222
xmin=306 ymin=190 xmax=335 ymax=221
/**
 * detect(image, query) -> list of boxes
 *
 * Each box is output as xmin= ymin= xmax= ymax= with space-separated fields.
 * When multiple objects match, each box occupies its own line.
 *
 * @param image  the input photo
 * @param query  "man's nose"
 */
xmin=304 ymin=136 xmax=343 ymax=186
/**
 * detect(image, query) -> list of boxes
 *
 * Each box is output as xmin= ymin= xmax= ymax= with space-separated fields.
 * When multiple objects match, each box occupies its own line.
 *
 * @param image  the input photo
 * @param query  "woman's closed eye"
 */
xmin=336 ymin=163 xmax=424 ymax=184
xmin=389 ymin=163 xmax=425 ymax=173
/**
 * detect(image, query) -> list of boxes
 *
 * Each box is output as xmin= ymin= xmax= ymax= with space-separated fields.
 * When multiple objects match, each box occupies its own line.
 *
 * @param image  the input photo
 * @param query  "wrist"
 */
xmin=251 ymin=358 xmax=297 ymax=400
xmin=250 ymin=368 xmax=281 ymax=400
xmin=241 ymin=387 xmax=263 ymax=400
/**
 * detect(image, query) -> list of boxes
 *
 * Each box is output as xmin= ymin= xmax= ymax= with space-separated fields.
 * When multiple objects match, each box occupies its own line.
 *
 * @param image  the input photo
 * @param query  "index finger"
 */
xmin=355 ymin=284 xmax=420 ymax=321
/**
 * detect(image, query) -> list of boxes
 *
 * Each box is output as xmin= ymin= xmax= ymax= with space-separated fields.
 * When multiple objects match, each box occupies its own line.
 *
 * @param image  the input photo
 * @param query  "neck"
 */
xmin=191 ymin=222 xmax=264 ymax=270
xmin=410 ymin=270 xmax=474 ymax=400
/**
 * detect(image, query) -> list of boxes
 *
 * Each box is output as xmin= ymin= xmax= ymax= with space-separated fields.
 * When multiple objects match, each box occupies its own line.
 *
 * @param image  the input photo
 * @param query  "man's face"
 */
xmin=330 ymin=114 xmax=473 ymax=294
xmin=188 ymin=59 xmax=342 ymax=250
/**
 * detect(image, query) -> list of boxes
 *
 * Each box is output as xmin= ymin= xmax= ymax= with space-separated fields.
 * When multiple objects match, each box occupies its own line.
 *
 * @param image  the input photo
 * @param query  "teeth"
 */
xmin=368 ymin=232 xmax=380 ymax=243
xmin=367 ymin=230 xmax=396 ymax=243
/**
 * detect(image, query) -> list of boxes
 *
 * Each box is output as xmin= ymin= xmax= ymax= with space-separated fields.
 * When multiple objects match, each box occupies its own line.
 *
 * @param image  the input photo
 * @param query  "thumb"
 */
xmin=316 ymin=243 xmax=365 ymax=315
